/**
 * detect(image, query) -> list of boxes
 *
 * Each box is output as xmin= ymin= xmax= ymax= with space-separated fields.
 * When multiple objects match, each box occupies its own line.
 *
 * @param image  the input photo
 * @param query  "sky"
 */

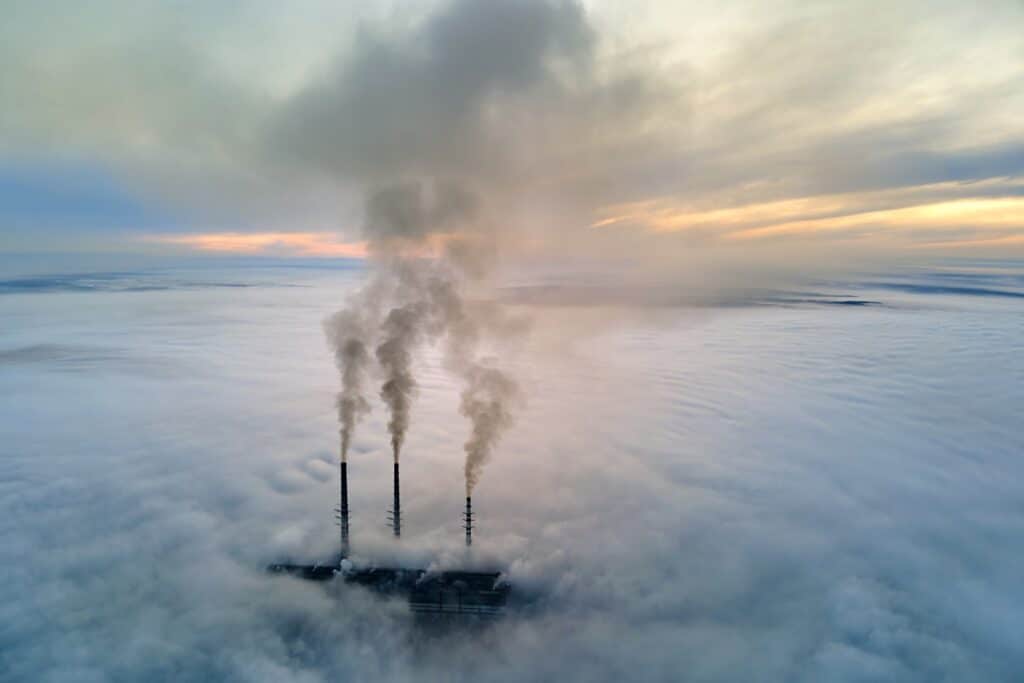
xmin=1 ymin=0 xmax=1023 ymax=270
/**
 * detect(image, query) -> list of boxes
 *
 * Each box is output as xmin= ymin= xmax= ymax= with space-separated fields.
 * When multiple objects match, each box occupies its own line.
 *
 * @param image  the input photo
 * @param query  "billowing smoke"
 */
xmin=363 ymin=182 xmax=468 ymax=464
xmin=335 ymin=337 xmax=369 ymax=461
xmin=375 ymin=302 xmax=426 ymax=461
xmin=364 ymin=182 xmax=478 ymax=252
xmin=461 ymin=361 xmax=519 ymax=495
xmin=300 ymin=0 xmax=596 ymax=490
xmin=312 ymin=0 xmax=584 ymax=491
xmin=324 ymin=179 xmax=524 ymax=490
xmin=423 ymin=270 xmax=525 ymax=493
xmin=324 ymin=299 xmax=382 ymax=461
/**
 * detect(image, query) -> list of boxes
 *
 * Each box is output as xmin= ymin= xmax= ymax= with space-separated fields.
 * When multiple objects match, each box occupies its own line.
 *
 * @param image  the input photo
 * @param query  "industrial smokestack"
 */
xmin=464 ymin=497 xmax=473 ymax=547
xmin=392 ymin=462 xmax=401 ymax=538
xmin=339 ymin=461 xmax=350 ymax=558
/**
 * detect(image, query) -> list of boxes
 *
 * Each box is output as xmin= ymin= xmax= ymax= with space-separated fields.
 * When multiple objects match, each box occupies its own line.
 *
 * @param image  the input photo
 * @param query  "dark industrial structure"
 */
xmin=266 ymin=563 xmax=510 ymax=618
xmin=337 ymin=461 xmax=350 ymax=557
xmin=269 ymin=448 xmax=510 ymax=618
xmin=390 ymin=462 xmax=401 ymax=538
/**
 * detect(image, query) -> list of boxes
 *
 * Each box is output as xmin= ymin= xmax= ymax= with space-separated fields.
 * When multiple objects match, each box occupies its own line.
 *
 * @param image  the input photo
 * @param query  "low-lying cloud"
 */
xmin=2 ymin=264 xmax=1023 ymax=681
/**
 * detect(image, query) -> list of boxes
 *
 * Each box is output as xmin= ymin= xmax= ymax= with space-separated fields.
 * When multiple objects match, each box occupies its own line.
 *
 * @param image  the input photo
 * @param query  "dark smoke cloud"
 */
xmin=363 ymin=181 xmax=478 ymax=253
xmin=324 ymin=179 xmax=486 ymax=467
xmin=375 ymin=302 xmax=427 ymax=461
xmin=461 ymin=361 xmax=520 ymax=494
xmin=352 ymin=172 xmax=525 ymax=487
xmin=335 ymin=336 xmax=369 ymax=460
xmin=417 ymin=265 xmax=525 ymax=492
xmin=273 ymin=0 xmax=593 ymax=180
xmin=324 ymin=308 xmax=374 ymax=461
xmin=323 ymin=183 xmax=473 ymax=469
xmin=324 ymin=272 xmax=394 ymax=462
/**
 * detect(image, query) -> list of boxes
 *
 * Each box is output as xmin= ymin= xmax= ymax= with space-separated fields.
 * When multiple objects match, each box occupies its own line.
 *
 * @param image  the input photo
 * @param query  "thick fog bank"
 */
xmin=1 ymin=264 xmax=1022 ymax=682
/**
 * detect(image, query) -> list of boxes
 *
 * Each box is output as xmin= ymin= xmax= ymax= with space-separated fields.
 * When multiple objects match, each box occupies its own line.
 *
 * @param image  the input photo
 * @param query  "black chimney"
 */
xmin=338 ymin=461 xmax=350 ymax=557
xmin=392 ymin=462 xmax=401 ymax=538
xmin=464 ymin=496 xmax=473 ymax=547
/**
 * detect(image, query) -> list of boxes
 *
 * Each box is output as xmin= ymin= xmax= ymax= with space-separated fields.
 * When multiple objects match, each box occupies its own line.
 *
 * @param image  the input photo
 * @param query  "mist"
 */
xmin=2 ymin=263 xmax=1023 ymax=681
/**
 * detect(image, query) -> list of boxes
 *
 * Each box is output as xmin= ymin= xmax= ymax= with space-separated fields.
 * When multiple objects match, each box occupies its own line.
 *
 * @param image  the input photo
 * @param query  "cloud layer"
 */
xmin=2 ymin=263 xmax=1023 ymax=680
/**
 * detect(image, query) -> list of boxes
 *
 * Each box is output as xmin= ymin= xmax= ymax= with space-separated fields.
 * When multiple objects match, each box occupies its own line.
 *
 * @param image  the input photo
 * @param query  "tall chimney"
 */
xmin=338 ymin=461 xmax=350 ymax=557
xmin=464 ymin=496 xmax=473 ymax=547
xmin=392 ymin=462 xmax=401 ymax=538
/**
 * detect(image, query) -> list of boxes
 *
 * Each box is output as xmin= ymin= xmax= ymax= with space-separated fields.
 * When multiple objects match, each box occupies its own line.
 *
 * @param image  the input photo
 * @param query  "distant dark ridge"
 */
xmin=0 ymin=344 xmax=142 ymax=374
xmin=0 ymin=344 xmax=116 ymax=365
xmin=0 ymin=277 xmax=163 ymax=293
xmin=929 ymin=272 xmax=1024 ymax=284
xmin=0 ymin=343 xmax=178 ymax=376
xmin=500 ymin=284 xmax=882 ymax=309
xmin=766 ymin=298 xmax=882 ymax=307
xmin=0 ymin=272 xmax=265 ymax=294
xmin=872 ymin=282 xmax=1024 ymax=299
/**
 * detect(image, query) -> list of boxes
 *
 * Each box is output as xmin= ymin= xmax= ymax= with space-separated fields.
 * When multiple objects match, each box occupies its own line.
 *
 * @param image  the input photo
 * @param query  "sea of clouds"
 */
xmin=1 ymin=261 xmax=1022 ymax=682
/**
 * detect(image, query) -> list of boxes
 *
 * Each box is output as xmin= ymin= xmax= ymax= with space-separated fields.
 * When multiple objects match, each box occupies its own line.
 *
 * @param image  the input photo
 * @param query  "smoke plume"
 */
xmin=302 ymin=0 xmax=597 ymax=492
xmin=375 ymin=302 xmax=427 ymax=461
xmin=352 ymin=181 xmax=525 ymax=490
xmin=336 ymin=337 xmax=369 ymax=461
xmin=461 ymin=361 xmax=520 ymax=495
xmin=325 ymin=304 xmax=379 ymax=461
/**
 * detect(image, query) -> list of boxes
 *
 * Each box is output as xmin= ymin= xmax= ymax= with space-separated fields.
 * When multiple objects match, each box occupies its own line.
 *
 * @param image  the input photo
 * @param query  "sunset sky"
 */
xmin=1 ymin=0 xmax=1022 ymax=262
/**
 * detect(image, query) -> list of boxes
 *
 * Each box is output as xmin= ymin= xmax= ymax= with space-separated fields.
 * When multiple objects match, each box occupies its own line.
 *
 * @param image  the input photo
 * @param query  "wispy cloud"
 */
xmin=591 ymin=179 xmax=1024 ymax=248
xmin=148 ymin=232 xmax=367 ymax=258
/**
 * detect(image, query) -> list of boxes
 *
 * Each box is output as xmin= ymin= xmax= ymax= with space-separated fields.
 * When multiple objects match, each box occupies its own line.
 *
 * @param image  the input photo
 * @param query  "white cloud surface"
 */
xmin=1 ymin=262 xmax=1022 ymax=681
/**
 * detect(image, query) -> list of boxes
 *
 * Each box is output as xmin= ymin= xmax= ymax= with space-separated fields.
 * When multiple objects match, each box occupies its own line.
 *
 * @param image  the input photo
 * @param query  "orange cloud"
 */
xmin=591 ymin=179 xmax=1024 ymax=248
xmin=148 ymin=232 xmax=368 ymax=258
xmin=728 ymin=198 xmax=1024 ymax=241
